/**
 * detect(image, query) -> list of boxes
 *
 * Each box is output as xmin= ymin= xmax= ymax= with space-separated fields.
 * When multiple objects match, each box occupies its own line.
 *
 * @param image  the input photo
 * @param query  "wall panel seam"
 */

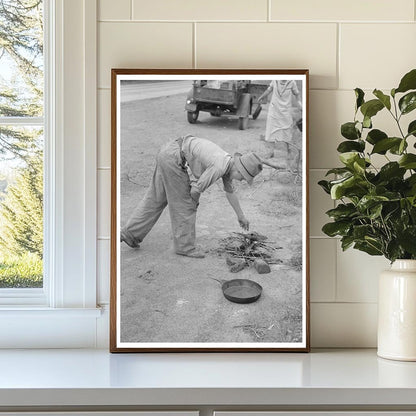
xmin=333 ymin=227 xmax=338 ymax=301
xmin=268 ymin=0 xmax=271 ymax=22
xmin=336 ymin=23 xmax=340 ymax=90
xmin=193 ymin=22 xmax=196 ymax=69
xmin=95 ymin=19 xmax=376 ymax=24
xmin=98 ymin=19 xmax=272 ymax=23
xmin=96 ymin=87 xmax=354 ymax=92
xmin=97 ymin=19 xmax=416 ymax=24
xmin=312 ymin=301 xmax=378 ymax=305
xmin=268 ymin=20 xmax=415 ymax=24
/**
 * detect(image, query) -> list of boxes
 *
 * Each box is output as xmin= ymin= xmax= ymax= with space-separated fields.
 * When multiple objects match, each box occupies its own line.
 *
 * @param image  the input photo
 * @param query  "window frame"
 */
xmin=0 ymin=0 xmax=100 ymax=348
xmin=0 ymin=0 xmax=49 ymax=305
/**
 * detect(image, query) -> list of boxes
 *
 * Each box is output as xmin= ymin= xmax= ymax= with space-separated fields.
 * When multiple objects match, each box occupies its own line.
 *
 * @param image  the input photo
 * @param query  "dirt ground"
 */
xmin=119 ymin=84 xmax=304 ymax=345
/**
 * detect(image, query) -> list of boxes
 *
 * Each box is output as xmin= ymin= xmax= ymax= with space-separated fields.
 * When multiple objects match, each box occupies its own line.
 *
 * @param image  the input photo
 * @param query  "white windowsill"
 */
xmin=0 ymin=349 xmax=415 ymax=410
xmin=0 ymin=306 xmax=102 ymax=316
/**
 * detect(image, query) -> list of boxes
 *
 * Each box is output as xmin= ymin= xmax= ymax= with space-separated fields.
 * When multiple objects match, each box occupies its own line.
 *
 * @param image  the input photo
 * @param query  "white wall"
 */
xmin=96 ymin=0 xmax=416 ymax=348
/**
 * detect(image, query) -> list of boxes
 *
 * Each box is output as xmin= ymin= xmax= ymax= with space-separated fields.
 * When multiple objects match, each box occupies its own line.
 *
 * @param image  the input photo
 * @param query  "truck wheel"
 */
xmin=187 ymin=111 xmax=199 ymax=124
xmin=238 ymin=116 xmax=248 ymax=130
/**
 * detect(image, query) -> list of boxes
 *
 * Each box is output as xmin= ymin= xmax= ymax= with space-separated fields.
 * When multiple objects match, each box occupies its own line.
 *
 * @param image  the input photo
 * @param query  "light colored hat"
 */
xmin=233 ymin=152 xmax=263 ymax=185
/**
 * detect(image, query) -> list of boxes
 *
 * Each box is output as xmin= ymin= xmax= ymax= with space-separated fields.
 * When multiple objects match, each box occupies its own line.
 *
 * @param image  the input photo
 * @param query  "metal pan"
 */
xmin=221 ymin=278 xmax=263 ymax=304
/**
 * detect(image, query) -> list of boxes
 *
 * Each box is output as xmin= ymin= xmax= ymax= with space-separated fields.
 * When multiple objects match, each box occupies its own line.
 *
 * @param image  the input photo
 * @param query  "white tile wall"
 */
xmin=98 ymin=90 xmax=111 ymax=168
xmin=97 ymin=239 xmax=110 ymax=305
xmin=98 ymin=22 xmax=193 ymax=88
xmin=96 ymin=0 xmax=416 ymax=347
xmin=310 ymin=239 xmax=336 ymax=302
xmin=271 ymin=0 xmax=415 ymax=22
xmin=196 ymin=23 xmax=338 ymax=89
xmin=132 ymin=0 xmax=269 ymax=21
xmin=311 ymin=303 xmax=378 ymax=347
xmin=336 ymin=246 xmax=389 ymax=303
xmin=340 ymin=24 xmax=416 ymax=90
xmin=99 ymin=0 xmax=131 ymax=20
xmin=97 ymin=169 xmax=111 ymax=239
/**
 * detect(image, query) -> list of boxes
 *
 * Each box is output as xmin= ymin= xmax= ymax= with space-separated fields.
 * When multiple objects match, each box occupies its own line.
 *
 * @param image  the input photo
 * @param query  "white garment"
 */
xmin=265 ymin=80 xmax=299 ymax=141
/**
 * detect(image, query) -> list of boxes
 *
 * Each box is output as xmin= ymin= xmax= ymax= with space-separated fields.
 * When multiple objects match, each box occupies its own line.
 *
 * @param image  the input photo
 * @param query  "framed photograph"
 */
xmin=110 ymin=69 xmax=309 ymax=352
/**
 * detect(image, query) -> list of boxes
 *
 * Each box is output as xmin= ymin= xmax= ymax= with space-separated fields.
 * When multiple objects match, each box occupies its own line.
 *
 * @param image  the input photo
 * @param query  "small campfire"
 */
xmin=217 ymin=232 xmax=282 ymax=273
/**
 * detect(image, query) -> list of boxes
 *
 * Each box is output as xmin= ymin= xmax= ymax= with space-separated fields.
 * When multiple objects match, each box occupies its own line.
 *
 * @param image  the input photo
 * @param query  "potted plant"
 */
xmin=319 ymin=68 xmax=416 ymax=361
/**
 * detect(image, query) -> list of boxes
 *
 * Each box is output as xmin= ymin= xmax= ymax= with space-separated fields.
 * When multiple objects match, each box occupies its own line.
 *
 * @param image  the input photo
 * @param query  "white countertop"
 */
xmin=0 ymin=349 xmax=416 ymax=407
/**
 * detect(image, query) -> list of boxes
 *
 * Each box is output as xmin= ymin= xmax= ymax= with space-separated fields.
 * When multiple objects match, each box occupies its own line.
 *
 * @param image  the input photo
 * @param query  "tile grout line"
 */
xmin=193 ymin=22 xmax=197 ymax=69
xmin=98 ymin=19 xmax=415 ymax=24
xmin=96 ymin=87 xmax=383 ymax=92
xmin=311 ymin=301 xmax=378 ymax=305
xmin=333 ymin=230 xmax=338 ymax=303
xmin=336 ymin=22 xmax=340 ymax=90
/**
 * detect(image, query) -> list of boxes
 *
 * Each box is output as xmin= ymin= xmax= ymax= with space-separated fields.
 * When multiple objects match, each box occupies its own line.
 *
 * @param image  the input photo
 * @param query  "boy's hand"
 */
xmin=238 ymin=216 xmax=250 ymax=231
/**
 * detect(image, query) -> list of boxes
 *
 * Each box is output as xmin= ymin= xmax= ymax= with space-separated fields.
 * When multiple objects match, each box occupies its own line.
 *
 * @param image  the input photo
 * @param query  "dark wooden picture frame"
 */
xmin=110 ymin=69 xmax=310 ymax=352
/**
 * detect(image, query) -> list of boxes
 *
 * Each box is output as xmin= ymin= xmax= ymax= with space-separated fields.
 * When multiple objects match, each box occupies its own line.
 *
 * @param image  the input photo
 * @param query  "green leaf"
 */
xmin=407 ymin=120 xmax=416 ymax=138
xmin=399 ymin=139 xmax=407 ymax=155
xmin=353 ymin=224 xmax=374 ymax=240
xmin=399 ymin=154 xmax=416 ymax=169
xmin=318 ymin=180 xmax=331 ymax=194
xmin=354 ymin=241 xmax=383 ymax=256
xmin=339 ymin=152 xmax=360 ymax=167
xmin=353 ymin=158 xmax=366 ymax=174
xmin=405 ymin=174 xmax=416 ymax=196
xmin=373 ymin=89 xmax=391 ymax=110
xmin=325 ymin=167 xmax=351 ymax=176
xmin=386 ymin=240 xmax=402 ymax=263
xmin=389 ymin=139 xmax=408 ymax=155
xmin=369 ymin=203 xmax=383 ymax=219
xmin=396 ymin=69 xmax=416 ymax=94
xmin=398 ymin=227 xmax=416 ymax=255
xmin=363 ymin=116 xmax=372 ymax=129
xmin=378 ymin=162 xmax=406 ymax=181
xmin=391 ymin=88 xmax=396 ymax=98
xmin=399 ymin=92 xmax=416 ymax=115
xmin=341 ymin=122 xmax=361 ymax=140
xmin=341 ymin=235 xmax=355 ymax=251
xmin=337 ymin=140 xmax=365 ymax=153
xmin=329 ymin=175 xmax=354 ymax=185
xmin=366 ymin=129 xmax=387 ymax=145
xmin=330 ymin=175 xmax=364 ymax=200
xmin=360 ymin=99 xmax=384 ymax=119
xmin=357 ymin=195 xmax=389 ymax=211
xmin=322 ymin=221 xmax=351 ymax=237
xmin=326 ymin=203 xmax=357 ymax=220
xmin=355 ymin=88 xmax=365 ymax=110
xmin=371 ymin=137 xmax=402 ymax=154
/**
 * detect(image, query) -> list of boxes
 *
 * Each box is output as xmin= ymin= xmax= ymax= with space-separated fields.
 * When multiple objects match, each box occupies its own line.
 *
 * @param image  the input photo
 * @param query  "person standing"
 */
xmin=121 ymin=135 xmax=263 ymax=258
xmin=258 ymin=80 xmax=302 ymax=170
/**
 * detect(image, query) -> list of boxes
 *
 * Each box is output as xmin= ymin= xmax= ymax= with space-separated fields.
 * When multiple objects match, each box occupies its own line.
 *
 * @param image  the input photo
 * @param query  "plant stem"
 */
xmin=389 ymin=97 xmax=406 ymax=140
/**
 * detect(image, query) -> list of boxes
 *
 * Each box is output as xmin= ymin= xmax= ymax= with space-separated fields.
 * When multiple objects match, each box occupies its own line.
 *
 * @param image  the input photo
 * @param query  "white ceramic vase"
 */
xmin=378 ymin=259 xmax=416 ymax=361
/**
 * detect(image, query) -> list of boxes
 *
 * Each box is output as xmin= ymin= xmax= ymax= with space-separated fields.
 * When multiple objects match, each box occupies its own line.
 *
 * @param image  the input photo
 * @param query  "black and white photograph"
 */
xmin=110 ymin=69 xmax=309 ymax=352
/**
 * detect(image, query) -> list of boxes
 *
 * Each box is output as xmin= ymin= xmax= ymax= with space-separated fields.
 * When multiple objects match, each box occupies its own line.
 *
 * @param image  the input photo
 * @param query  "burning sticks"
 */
xmin=217 ymin=232 xmax=282 ymax=273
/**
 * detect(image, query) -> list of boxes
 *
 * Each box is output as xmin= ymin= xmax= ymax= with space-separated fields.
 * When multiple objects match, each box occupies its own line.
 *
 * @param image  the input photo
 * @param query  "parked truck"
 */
xmin=185 ymin=80 xmax=269 ymax=130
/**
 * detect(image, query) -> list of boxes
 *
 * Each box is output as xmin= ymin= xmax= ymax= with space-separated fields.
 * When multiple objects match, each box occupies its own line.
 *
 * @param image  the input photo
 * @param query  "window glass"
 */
xmin=0 ymin=0 xmax=44 ymax=289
